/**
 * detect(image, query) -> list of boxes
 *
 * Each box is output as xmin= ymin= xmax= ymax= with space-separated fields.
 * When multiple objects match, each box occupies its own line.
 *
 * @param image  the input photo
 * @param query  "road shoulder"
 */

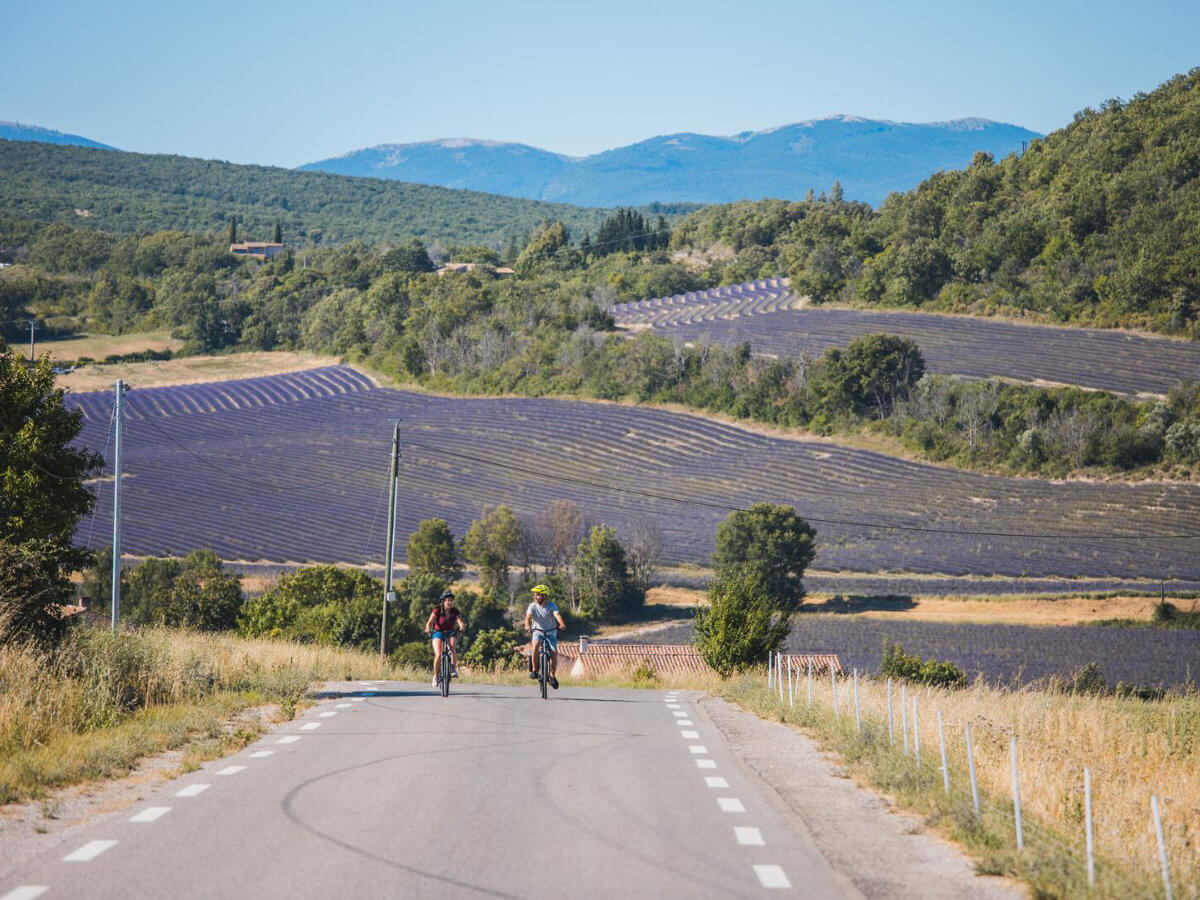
xmin=699 ymin=695 xmax=1024 ymax=899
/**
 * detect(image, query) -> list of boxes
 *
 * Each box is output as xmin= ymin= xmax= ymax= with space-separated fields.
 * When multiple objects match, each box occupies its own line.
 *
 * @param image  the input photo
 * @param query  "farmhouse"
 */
xmin=229 ymin=241 xmax=284 ymax=261
xmin=436 ymin=262 xmax=514 ymax=276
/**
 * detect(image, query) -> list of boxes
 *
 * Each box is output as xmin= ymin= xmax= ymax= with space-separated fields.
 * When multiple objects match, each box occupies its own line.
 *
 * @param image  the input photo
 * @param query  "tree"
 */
xmin=461 ymin=505 xmax=521 ymax=605
xmin=693 ymin=569 xmax=790 ymax=676
xmin=829 ymin=181 xmax=844 ymax=204
xmin=712 ymin=503 xmax=816 ymax=609
xmin=0 ymin=348 xmax=102 ymax=643
xmin=228 ymin=217 xmax=237 ymax=245
xmin=381 ymin=239 xmax=435 ymax=275
xmin=574 ymin=525 xmax=643 ymax=621
xmin=158 ymin=564 xmax=244 ymax=631
xmin=538 ymin=499 xmax=582 ymax=574
xmin=625 ymin=519 xmax=663 ymax=593
xmin=406 ymin=518 xmax=462 ymax=583
xmin=272 ymin=221 xmax=282 ymax=244
xmin=814 ymin=335 xmax=926 ymax=418
xmin=513 ymin=221 xmax=572 ymax=276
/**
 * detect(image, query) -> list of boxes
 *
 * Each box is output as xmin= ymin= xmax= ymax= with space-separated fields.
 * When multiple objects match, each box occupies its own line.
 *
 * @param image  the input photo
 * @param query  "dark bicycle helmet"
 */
xmin=439 ymin=590 xmax=455 ymax=601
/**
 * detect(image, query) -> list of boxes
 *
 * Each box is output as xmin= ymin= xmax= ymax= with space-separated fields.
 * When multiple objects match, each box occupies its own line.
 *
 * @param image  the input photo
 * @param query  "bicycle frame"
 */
xmin=435 ymin=630 xmax=457 ymax=698
xmin=532 ymin=627 xmax=558 ymax=699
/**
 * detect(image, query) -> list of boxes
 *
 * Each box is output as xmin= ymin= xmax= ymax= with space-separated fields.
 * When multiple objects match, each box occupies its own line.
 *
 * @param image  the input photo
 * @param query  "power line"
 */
xmin=401 ymin=438 xmax=1200 ymax=543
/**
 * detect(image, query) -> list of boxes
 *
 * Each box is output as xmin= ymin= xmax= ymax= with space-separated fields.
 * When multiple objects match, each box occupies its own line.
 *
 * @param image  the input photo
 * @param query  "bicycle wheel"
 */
xmin=441 ymin=651 xmax=451 ymax=697
xmin=539 ymin=648 xmax=548 ymax=699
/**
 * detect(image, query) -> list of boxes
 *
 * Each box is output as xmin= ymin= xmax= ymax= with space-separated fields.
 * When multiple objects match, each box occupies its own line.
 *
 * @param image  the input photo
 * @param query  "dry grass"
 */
xmin=725 ymin=668 xmax=1198 ymax=898
xmin=56 ymin=350 xmax=343 ymax=392
xmin=0 ymin=627 xmax=413 ymax=804
xmin=37 ymin=330 xmax=183 ymax=363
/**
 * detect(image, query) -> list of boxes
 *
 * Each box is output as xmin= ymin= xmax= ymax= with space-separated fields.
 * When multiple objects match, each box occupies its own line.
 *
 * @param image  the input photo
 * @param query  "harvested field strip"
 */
xmin=612 ymin=279 xmax=1200 ymax=395
xmin=70 ymin=369 xmax=1200 ymax=579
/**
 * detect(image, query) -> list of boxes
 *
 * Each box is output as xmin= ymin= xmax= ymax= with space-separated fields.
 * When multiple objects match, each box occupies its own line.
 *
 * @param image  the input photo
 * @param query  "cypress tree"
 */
xmin=272 ymin=220 xmax=282 ymax=243
xmin=228 ymin=217 xmax=237 ymax=245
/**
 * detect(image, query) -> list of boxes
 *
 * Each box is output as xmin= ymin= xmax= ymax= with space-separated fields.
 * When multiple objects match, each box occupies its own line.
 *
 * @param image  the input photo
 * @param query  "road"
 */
xmin=1 ymin=682 xmax=857 ymax=899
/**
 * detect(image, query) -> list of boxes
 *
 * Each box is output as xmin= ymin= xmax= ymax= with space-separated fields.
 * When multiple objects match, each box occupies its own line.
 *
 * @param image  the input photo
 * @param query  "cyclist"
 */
xmin=424 ymin=590 xmax=466 ymax=687
xmin=525 ymin=584 xmax=566 ymax=689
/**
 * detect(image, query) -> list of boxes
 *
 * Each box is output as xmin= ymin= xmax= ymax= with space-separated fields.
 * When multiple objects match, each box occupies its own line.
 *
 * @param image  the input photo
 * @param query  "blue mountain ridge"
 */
xmin=299 ymin=116 xmax=1041 ymax=207
xmin=0 ymin=121 xmax=116 ymax=151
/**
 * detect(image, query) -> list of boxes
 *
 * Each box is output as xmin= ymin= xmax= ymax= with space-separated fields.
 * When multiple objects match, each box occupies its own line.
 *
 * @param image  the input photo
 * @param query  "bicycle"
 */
xmin=435 ymin=630 xmax=458 ymax=698
xmin=532 ymin=626 xmax=559 ymax=699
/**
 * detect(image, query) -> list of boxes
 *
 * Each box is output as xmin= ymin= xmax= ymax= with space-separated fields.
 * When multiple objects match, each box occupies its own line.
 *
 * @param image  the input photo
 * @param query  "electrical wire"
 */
xmin=401 ymin=438 xmax=1200 ymax=543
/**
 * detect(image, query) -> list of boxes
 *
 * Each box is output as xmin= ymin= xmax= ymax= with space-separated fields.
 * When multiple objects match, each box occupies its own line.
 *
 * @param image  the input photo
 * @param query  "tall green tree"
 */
xmin=573 ymin=525 xmax=642 ymax=621
xmin=406 ymin=518 xmax=462 ymax=583
xmin=693 ymin=569 xmax=790 ymax=676
xmin=272 ymin=220 xmax=282 ymax=244
xmin=462 ymin=505 xmax=520 ymax=604
xmin=712 ymin=503 xmax=816 ymax=610
xmin=0 ymin=348 xmax=103 ymax=643
xmin=228 ymin=217 xmax=237 ymax=245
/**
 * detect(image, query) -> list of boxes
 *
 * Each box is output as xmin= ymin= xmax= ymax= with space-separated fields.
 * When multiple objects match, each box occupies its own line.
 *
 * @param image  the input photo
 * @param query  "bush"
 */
xmin=712 ymin=503 xmax=816 ymax=610
xmin=880 ymin=640 xmax=967 ymax=688
xmin=693 ymin=570 xmax=790 ymax=677
xmin=393 ymin=640 xmax=433 ymax=671
xmin=461 ymin=628 xmax=520 ymax=671
xmin=573 ymin=525 xmax=643 ymax=622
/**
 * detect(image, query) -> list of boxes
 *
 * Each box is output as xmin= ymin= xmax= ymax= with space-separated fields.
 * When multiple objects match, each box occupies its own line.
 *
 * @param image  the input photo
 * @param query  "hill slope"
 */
xmin=299 ymin=117 xmax=1040 ymax=207
xmin=674 ymin=70 xmax=1200 ymax=337
xmin=0 ymin=140 xmax=617 ymax=246
xmin=0 ymin=121 xmax=115 ymax=150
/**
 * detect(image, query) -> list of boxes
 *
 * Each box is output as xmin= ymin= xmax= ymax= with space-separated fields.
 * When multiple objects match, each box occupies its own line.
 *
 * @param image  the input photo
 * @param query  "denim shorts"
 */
xmin=532 ymin=631 xmax=558 ymax=651
xmin=431 ymin=631 xmax=455 ymax=641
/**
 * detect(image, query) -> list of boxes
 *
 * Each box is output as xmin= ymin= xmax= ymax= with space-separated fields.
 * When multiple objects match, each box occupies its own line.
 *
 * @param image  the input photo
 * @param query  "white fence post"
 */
xmin=831 ymin=667 xmax=840 ymax=719
xmin=1011 ymin=736 xmax=1024 ymax=851
xmin=778 ymin=654 xmax=785 ymax=704
xmin=853 ymin=669 xmax=862 ymax=736
xmin=887 ymin=678 xmax=894 ymax=746
xmin=937 ymin=710 xmax=950 ymax=795
xmin=787 ymin=656 xmax=794 ymax=708
xmin=912 ymin=696 xmax=921 ymax=767
xmin=1152 ymin=796 xmax=1173 ymax=900
xmin=901 ymin=684 xmax=909 ymax=754
xmin=806 ymin=662 xmax=813 ymax=709
xmin=966 ymin=723 xmax=980 ymax=816
xmin=768 ymin=651 xmax=774 ymax=689
xmin=1084 ymin=767 xmax=1095 ymax=889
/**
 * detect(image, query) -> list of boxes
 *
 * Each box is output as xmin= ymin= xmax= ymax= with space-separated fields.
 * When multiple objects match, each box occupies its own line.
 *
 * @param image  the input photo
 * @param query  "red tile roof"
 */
xmin=778 ymin=653 xmax=843 ymax=675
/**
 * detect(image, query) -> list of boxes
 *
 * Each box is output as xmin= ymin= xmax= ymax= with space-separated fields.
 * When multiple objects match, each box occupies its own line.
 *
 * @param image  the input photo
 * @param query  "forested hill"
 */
xmin=675 ymin=69 xmax=1200 ymax=338
xmin=0 ymin=140 xmax=622 ymax=247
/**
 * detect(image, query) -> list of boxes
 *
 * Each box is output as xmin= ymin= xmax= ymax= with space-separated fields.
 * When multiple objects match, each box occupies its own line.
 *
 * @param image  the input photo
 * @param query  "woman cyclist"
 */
xmin=424 ymin=590 xmax=466 ymax=687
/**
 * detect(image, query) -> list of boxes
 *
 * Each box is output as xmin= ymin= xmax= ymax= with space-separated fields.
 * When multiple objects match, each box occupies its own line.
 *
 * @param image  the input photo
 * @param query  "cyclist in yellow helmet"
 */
xmin=525 ymin=584 xmax=566 ymax=689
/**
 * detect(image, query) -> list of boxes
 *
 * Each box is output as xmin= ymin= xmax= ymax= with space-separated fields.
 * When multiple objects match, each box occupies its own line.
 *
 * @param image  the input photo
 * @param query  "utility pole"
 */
xmin=380 ymin=422 xmax=400 ymax=657
xmin=111 ymin=380 xmax=124 ymax=630
xmin=28 ymin=320 xmax=36 ymax=363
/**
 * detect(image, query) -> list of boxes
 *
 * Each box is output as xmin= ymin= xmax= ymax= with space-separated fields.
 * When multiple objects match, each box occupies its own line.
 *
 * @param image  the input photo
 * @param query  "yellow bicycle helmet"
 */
xmin=531 ymin=583 xmax=550 ymax=596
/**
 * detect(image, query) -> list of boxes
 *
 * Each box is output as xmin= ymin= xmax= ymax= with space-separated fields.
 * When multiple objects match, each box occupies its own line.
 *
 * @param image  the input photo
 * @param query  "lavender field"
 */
xmin=638 ymin=621 xmax=1200 ymax=688
xmin=70 ymin=367 xmax=1200 ymax=579
xmin=612 ymin=279 xmax=1200 ymax=395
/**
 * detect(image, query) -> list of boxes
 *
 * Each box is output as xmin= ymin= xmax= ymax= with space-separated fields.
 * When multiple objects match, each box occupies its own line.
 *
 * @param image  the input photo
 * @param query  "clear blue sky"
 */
xmin=3 ymin=0 xmax=1196 ymax=167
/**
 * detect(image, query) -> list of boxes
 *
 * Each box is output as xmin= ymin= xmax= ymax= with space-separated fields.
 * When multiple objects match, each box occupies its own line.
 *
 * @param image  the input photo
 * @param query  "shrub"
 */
xmin=393 ymin=640 xmax=433 ymax=671
xmin=461 ymin=628 xmax=520 ymax=671
xmin=693 ymin=570 xmax=790 ymax=677
xmin=573 ymin=525 xmax=643 ymax=622
xmin=880 ymin=640 xmax=967 ymax=688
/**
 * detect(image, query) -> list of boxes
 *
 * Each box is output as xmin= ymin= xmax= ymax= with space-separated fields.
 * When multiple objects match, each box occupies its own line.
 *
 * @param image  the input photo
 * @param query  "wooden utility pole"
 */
xmin=380 ymin=423 xmax=400 ymax=657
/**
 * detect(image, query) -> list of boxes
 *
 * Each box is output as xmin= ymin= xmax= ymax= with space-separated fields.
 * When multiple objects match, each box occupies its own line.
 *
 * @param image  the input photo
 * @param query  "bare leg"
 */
xmin=432 ymin=637 xmax=443 ymax=680
xmin=448 ymin=635 xmax=457 ymax=667
xmin=550 ymin=650 xmax=558 ymax=675
xmin=530 ymin=638 xmax=540 ymax=673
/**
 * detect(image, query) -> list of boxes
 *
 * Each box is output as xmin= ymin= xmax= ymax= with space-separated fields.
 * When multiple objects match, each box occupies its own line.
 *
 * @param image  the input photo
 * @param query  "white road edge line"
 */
xmin=1 ymin=887 xmax=49 ymax=900
xmin=753 ymin=865 xmax=792 ymax=889
xmin=696 ymin=759 xmax=717 ymax=769
xmin=63 ymin=840 xmax=117 ymax=862
xmin=216 ymin=765 xmax=245 ymax=776
xmin=300 ymin=722 xmax=322 ymax=731
xmin=734 ymin=826 xmax=764 ymax=846
xmin=681 ymin=730 xmax=700 ymax=739
xmin=248 ymin=750 xmax=274 ymax=758
xmin=276 ymin=736 xmax=301 ymax=744
xmin=705 ymin=776 xmax=729 ymax=788
xmin=129 ymin=807 xmax=170 ymax=823
xmin=175 ymin=784 xmax=209 ymax=797
xmin=717 ymin=797 xmax=746 ymax=813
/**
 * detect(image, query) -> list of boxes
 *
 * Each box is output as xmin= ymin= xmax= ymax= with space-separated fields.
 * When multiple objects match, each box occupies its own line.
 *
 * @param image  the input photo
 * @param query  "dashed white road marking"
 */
xmin=129 ymin=806 xmax=170 ymax=823
xmin=276 ymin=736 xmax=301 ymax=745
xmin=1 ymin=886 xmax=49 ymax=899
xmin=753 ymin=865 xmax=792 ymax=889
xmin=318 ymin=711 xmax=338 ymax=718
xmin=717 ymin=797 xmax=746 ymax=813
xmin=335 ymin=703 xmax=352 ymax=708
xmin=672 ymin=711 xmax=686 ymax=718
xmin=666 ymin=704 xmax=681 ymax=709
xmin=216 ymin=765 xmax=246 ymax=776
xmin=64 ymin=840 xmax=117 ymax=862
xmin=349 ymin=697 xmax=366 ymax=702
xmin=677 ymin=719 xmax=694 ymax=726
xmin=301 ymin=722 xmax=322 ymax=731
xmin=688 ymin=745 xmax=708 ymax=754
xmin=681 ymin=730 xmax=700 ymax=739
xmin=248 ymin=750 xmax=274 ymax=758
xmin=696 ymin=759 xmax=717 ymax=769
xmin=175 ymin=784 xmax=209 ymax=797
xmin=734 ymin=826 xmax=764 ymax=846
xmin=705 ymin=776 xmax=730 ymax=788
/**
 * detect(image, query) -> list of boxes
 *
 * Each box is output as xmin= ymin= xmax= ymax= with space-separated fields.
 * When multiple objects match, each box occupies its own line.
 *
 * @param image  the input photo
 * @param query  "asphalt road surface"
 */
xmin=1 ymin=682 xmax=859 ymax=899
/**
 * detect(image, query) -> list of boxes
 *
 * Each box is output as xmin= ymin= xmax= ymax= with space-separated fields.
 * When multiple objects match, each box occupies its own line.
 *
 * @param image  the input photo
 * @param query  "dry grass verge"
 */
xmin=719 ymin=671 xmax=1197 ymax=899
xmin=0 ymin=627 xmax=414 ymax=805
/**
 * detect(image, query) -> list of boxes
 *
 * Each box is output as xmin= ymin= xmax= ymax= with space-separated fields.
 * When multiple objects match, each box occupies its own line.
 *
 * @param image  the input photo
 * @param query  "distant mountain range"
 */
xmin=299 ymin=116 xmax=1042 ymax=207
xmin=0 ymin=121 xmax=115 ymax=150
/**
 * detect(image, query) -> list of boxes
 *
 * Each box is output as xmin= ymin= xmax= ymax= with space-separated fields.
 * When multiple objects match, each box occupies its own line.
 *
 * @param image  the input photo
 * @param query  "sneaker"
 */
xmin=432 ymin=676 xmax=439 ymax=687
xmin=528 ymin=671 xmax=538 ymax=680
xmin=549 ymin=676 xmax=559 ymax=690
xmin=451 ymin=666 xmax=459 ymax=678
